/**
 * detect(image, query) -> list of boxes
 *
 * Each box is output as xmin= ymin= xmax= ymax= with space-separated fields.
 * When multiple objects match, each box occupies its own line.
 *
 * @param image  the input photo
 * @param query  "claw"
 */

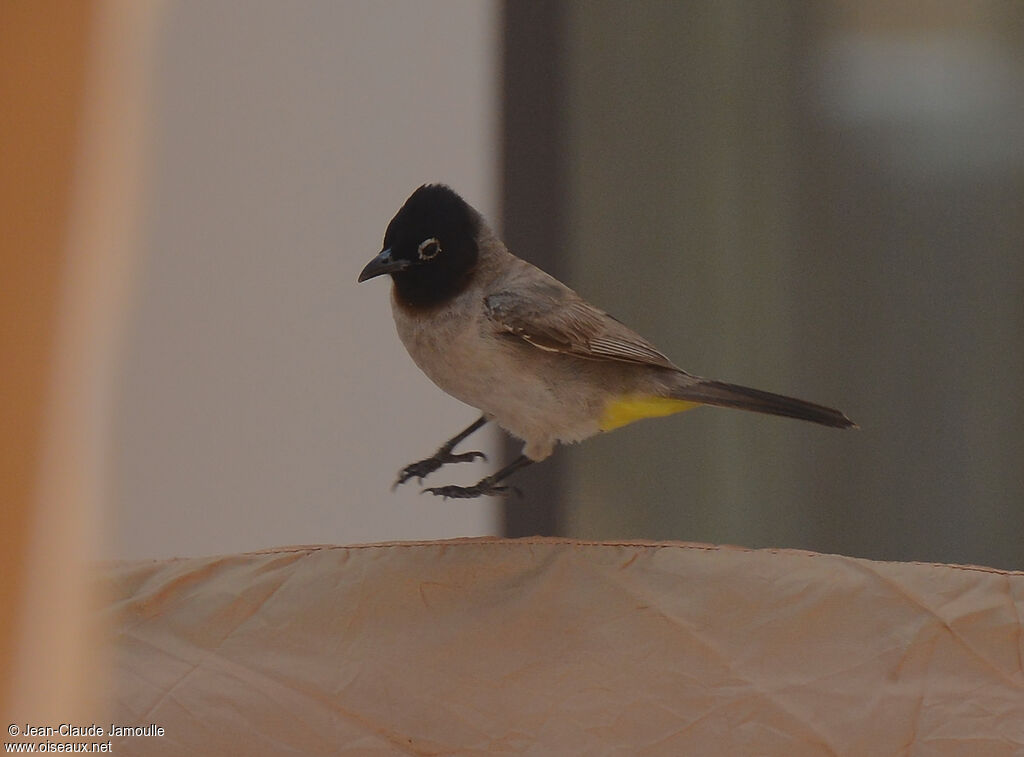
xmin=415 ymin=453 xmax=530 ymax=500
xmin=422 ymin=482 xmax=515 ymax=499
xmin=392 ymin=450 xmax=487 ymax=489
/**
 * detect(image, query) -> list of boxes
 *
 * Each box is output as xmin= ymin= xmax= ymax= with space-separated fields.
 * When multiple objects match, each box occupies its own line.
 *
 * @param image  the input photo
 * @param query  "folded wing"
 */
xmin=484 ymin=279 xmax=679 ymax=371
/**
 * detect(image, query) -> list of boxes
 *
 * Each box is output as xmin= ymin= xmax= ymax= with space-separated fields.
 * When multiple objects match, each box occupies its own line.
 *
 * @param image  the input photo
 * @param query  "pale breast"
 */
xmin=389 ymin=285 xmax=608 ymax=458
xmin=392 ymin=288 xmax=499 ymax=411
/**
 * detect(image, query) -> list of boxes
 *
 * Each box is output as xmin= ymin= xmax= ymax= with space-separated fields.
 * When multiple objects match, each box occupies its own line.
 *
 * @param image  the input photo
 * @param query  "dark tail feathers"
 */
xmin=672 ymin=378 xmax=856 ymax=429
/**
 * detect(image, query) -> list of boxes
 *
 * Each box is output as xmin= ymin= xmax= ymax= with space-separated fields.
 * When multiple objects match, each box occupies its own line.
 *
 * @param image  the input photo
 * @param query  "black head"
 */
xmin=358 ymin=184 xmax=481 ymax=308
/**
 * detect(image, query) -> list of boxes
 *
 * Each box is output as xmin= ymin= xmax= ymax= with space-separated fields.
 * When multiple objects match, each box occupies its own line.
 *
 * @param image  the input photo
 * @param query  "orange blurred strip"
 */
xmin=0 ymin=0 xmax=96 ymax=715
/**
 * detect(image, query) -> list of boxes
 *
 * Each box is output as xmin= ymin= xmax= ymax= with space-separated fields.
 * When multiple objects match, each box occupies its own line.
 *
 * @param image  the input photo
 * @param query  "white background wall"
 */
xmin=113 ymin=0 xmax=501 ymax=559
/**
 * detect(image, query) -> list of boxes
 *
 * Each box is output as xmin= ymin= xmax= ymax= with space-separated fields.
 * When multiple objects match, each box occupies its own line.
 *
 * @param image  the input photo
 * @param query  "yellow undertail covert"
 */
xmin=599 ymin=395 xmax=701 ymax=432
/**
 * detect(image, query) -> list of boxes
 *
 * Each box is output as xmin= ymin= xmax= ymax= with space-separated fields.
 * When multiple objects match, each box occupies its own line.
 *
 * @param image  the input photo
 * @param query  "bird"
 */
xmin=358 ymin=184 xmax=855 ymax=499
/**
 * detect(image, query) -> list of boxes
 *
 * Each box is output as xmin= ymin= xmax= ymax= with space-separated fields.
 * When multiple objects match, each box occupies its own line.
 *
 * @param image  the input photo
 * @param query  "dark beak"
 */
xmin=358 ymin=248 xmax=410 ymax=282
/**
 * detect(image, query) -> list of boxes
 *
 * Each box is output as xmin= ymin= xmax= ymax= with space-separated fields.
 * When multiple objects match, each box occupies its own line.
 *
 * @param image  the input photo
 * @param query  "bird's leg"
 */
xmin=423 ymin=455 xmax=533 ymax=499
xmin=393 ymin=415 xmax=489 ymax=489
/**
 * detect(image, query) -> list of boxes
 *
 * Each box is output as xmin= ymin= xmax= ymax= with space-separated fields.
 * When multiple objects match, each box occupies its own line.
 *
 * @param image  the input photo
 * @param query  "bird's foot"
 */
xmin=393 ymin=450 xmax=487 ymax=489
xmin=422 ymin=480 xmax=521 ymax=500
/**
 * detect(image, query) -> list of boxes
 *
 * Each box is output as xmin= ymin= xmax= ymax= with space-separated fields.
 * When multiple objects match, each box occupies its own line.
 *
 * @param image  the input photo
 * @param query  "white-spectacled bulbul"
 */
xmin=359 ymin=184 xmax=855 ymax=498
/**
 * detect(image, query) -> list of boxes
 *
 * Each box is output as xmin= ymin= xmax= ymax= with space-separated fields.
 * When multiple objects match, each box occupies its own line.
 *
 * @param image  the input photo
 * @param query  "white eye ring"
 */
xmin=418 ymin=237 xmax=442 ymax=260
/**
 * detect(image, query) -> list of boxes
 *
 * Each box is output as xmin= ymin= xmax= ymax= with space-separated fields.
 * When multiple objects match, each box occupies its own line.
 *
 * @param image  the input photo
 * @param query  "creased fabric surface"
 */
xmin=100 ymin=538 xmax=1024 ymax=756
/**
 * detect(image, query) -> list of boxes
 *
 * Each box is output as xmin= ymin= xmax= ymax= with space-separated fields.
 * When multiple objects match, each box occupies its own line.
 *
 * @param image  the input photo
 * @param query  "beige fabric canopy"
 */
xmin=101 ymin=538 xmax=1024 ymax=755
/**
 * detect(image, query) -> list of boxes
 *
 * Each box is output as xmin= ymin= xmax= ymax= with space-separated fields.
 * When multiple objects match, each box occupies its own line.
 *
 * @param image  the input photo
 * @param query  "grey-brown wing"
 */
xmin=483 ymin=280 xmax=679 ymax=370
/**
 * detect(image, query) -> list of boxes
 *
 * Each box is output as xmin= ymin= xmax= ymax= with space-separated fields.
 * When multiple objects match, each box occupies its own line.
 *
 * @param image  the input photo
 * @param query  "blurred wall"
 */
xmin=527 ymin=1 xmax=1024 ymax=569
xmin=114 ymin=0 xmax=501 ymax=559
xmin=114 ymin=0 xmax=1023 ymax=569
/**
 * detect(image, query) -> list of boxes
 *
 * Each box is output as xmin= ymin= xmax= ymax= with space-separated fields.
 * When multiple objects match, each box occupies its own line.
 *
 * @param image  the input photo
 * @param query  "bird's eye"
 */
xmin=418 ymin=238 xmax=442 ymax=260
